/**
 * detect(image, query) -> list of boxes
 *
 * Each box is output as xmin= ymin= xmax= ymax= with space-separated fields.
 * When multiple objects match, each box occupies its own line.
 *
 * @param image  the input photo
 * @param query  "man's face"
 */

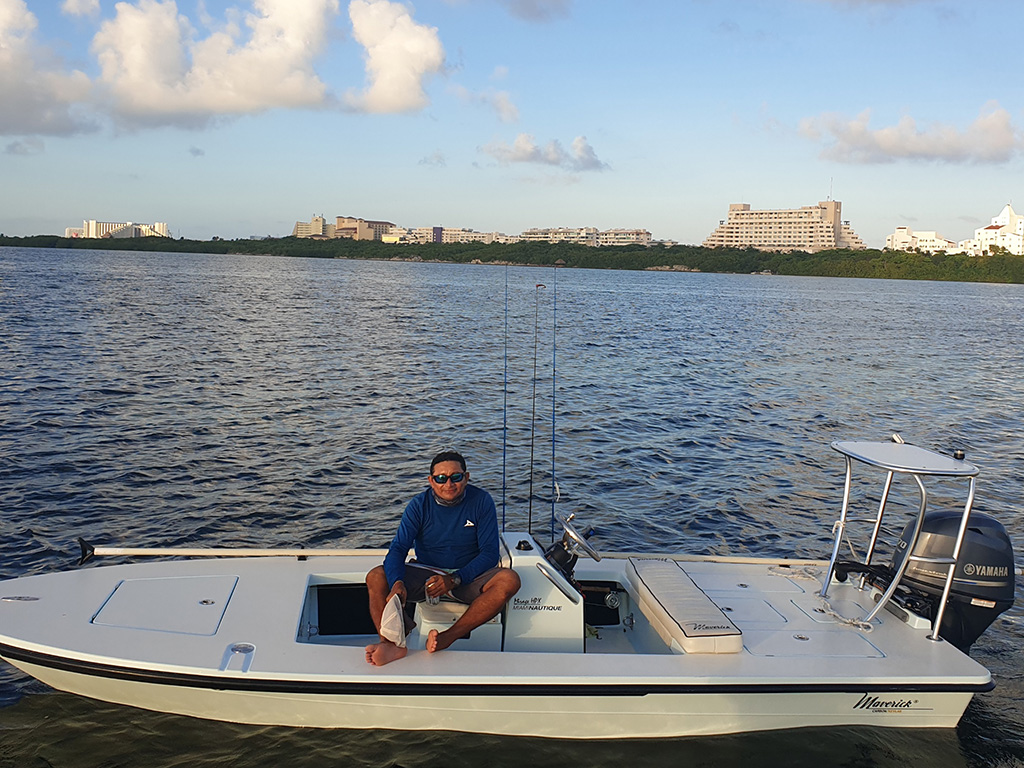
xmin=428 ymin=460 xmax=469 ymax=503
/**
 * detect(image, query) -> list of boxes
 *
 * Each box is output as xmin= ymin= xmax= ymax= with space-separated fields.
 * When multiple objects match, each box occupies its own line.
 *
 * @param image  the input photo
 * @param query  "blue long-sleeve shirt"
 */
xmin=383 ymin=485 xmax=500 ymax=588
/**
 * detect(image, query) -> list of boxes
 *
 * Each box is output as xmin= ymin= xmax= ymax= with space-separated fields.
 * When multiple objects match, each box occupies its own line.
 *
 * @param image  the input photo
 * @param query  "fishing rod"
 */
xmin=527 ymin=282 xmax=546 ymax=535
xmin=501 ymin=265 xmax=509 ymax=531
xmin=550 ymin=263 xmax=558 ymax=543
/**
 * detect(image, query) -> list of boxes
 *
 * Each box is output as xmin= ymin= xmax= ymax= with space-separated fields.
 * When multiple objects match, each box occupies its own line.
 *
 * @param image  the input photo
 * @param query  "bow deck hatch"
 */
xmin=92 ymin=575 xmax=237 ymax=635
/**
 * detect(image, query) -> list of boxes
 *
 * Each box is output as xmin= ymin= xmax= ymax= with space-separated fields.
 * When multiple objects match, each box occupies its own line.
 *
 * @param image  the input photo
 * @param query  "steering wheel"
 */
xmin=557 ymin=513 xmax=601 ymax=562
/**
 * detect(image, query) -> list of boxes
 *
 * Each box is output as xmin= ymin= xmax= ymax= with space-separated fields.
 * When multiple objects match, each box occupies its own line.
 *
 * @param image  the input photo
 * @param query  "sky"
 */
xmin=0 ymin=0 xmax=1021 ymax=246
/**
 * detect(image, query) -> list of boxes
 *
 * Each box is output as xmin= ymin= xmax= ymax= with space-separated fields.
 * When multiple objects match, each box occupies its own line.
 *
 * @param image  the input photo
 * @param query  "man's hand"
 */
xmin=387 ymin=580 xmax=408 ymax=606
xmin=425 ymin=573 xmax=453 ymax=600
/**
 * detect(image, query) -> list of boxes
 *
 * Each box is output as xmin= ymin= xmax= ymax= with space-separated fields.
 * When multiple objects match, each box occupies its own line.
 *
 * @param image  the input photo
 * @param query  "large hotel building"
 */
xmin=702 ymin=200 xmax=865 ymax=253
xmin=65 ymin=220 xmax=169 ymax=238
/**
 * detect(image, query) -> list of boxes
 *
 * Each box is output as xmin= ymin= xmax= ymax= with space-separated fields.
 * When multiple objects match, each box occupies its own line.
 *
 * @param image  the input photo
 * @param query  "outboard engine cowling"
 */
xmin=892 ymin=511 xmax=1014 ymax=653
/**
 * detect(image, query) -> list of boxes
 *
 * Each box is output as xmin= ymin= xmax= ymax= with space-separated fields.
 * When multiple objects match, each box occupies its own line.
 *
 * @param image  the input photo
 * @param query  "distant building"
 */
xmin=885 ymin=226 xmax=960 ymax=254
xmin=291 ymin=214 xmax=395 ymax=240
xmin=408 ymin=226 xmax=444 ymax=244
xmin=958 ymin=203 xmax=1024 ymax=256
xmin=702 ymin=200 xmax=865 ymax=253
xmin=292 ymin=215 xmax=335 ymax=238
xmin=520 ymin=227 xmax=599 ymax=246
xmin=336 ymin=216 xmax=395 ymax=241
xmin=65 ymin=220 xmax=169 ymax=238
xmin=596 ymin=228 xmax=652 ymax=247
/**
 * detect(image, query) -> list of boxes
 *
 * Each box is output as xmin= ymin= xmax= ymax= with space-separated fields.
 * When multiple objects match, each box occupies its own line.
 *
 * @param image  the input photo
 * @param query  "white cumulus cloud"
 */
xmin=0 ymin=0 xmax=96 ymax=136
xmin=345 ymin=0 xmax=445 ymax=113
xmin=91 ymin=0 xmax=340 ymax=127
xmin=799 ymin=103 xmax=1021 ymax=164
xmin=61 ymin=0 xmax=101 ymax=17
xmin=481 ymin=132 xmax=607 ymax=171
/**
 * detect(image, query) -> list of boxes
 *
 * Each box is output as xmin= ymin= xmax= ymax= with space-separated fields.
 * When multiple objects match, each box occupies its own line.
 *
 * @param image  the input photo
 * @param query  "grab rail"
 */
xmin=821 ymin=438 xmax=979 ymax=643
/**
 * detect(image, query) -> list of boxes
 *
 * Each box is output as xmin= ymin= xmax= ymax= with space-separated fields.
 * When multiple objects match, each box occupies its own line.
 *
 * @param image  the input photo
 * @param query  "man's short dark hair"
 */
xmin=430 ymin=450 xmax=467 ymax=473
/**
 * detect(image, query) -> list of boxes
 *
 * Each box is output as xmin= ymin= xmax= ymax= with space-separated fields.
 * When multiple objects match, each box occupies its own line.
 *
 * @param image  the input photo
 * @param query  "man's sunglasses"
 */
xmin=431 ymin=472 xmax=466 ymax=485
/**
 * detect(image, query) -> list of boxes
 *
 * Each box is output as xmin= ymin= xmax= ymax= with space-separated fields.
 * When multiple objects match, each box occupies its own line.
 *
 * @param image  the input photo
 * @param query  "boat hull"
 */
xmin=3 ymin=657 xmax=977 ymax=738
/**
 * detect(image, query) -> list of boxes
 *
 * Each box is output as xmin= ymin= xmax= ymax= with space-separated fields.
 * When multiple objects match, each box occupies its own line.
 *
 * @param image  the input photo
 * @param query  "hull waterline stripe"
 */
xmin=0 ymin=643 xmax=995 ymax=697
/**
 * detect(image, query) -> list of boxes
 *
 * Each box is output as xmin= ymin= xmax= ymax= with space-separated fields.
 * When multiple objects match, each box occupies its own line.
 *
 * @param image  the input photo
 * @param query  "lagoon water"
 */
xmin=1 ymin=246 xmax=1023 ymax=767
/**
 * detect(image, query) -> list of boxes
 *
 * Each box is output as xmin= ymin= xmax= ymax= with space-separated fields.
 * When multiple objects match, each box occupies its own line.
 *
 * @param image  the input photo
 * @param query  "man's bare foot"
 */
xmin=365 ymin=640 xmax=408 ymax=666
xmin=426 ymin=628 xmax=456 ymax=653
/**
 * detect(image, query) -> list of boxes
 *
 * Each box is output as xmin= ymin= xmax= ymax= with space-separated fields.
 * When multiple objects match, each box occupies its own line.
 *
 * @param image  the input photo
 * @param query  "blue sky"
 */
xmin=1 ymin=0 xmax=1021 ymax=246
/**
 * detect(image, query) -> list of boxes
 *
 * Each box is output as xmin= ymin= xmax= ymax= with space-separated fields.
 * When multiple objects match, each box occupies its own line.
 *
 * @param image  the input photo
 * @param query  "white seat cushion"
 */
xmin=626 ymin=557 xmax=742 ymax=654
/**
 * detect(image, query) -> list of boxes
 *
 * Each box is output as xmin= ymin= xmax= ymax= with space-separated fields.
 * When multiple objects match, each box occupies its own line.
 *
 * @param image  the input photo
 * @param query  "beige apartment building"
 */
xmin=292 ymin=215 xmax=395 ymax=240
xmin=703 ymin=201 xmax=865 ymax=253
xmin=336 ymin=216 xmax=395 ymax=241
xmin=292 ymin=215 xmax=335 ymax=238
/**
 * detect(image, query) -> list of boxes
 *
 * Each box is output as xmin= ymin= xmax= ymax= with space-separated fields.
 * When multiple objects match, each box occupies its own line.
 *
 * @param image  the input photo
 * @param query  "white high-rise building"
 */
xmin=703 ymin=200 xmax=865 ymax=253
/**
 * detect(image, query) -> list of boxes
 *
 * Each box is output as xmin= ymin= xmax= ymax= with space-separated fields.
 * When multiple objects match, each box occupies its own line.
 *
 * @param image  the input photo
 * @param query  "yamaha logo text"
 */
xmin=963 ymin=563 xmax=1009 ymax=578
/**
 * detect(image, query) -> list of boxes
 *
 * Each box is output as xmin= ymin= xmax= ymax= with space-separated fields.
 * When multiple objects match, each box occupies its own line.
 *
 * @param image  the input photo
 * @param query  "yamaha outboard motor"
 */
xmin=892 ymin=511 xmax=1014 ymax=654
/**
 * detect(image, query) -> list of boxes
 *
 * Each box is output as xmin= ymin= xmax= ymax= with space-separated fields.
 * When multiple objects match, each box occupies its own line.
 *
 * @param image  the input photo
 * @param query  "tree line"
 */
xmin=3 ymin=234 xmax=1023 ymax=284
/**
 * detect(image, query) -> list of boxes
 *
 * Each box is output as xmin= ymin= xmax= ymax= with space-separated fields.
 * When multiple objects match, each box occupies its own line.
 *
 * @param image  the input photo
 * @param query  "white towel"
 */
xmin=379 ymin=593 xmax=406 ymax=648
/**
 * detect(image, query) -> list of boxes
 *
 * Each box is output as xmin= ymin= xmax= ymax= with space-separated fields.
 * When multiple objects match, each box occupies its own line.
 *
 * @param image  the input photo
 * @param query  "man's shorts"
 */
xmin=402 ymin=562 xmax=509 ymax=605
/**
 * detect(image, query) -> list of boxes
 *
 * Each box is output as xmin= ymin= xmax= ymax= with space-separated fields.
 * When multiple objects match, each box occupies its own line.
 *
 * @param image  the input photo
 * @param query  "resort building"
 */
xmin=439 ymin=228 xmax=519 ymax=245
xmin=520 ymin=227 xmax=651 ymax=247
xmin=383 ymin=227 xmax=519 ymax=245
xmin=958 ymin=203 xmax=1024 ymax=256
xmin=292 ymin=215 xmax=396 ymax=240
xmin=596 ymin=228 xmax=653 ymax=247
xmin=292 ymin=215 xmax=335 ymax=239
xmin=702 ymin=200 xmax=866 ymax=253
xmin=336 ymin=216 xmax=395 ymax=241
xmin=521 ymin=227 xmax=599 ymax=246
xmin=65 ymin=220 xmax=170 ymax=238
xmin=885 ymin=227 xmax=960 ymax=254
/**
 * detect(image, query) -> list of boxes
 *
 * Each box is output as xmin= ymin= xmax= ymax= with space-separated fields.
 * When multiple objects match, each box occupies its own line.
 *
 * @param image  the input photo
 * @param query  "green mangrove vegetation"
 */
xmin=2 ymin=234 xmax=1023 ymax=284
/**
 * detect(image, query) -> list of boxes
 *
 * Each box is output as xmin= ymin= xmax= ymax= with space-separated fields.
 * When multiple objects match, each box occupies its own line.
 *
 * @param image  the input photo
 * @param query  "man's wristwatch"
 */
xmin=450 ymin=573 xmax=462 ymax=589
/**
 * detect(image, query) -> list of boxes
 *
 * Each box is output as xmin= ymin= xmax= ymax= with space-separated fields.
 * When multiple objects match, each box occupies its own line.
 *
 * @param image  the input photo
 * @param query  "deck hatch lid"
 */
xmin=93 ymin=575 xmax=238 ymax=636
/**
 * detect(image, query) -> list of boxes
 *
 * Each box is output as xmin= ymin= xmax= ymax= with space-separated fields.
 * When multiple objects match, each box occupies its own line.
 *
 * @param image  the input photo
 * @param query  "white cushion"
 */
xmin=626 ymin=558 xmax=742 ymax=654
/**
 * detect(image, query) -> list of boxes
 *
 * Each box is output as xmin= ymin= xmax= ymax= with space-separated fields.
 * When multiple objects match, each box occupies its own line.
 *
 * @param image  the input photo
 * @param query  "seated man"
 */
xmin=365 ymin=450 xmax=521 ymax=666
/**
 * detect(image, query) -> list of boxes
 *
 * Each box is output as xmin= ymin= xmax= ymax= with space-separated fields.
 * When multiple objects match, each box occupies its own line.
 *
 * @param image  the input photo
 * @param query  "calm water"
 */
xmin=1 ymin=246 xmax=1023 ymax=767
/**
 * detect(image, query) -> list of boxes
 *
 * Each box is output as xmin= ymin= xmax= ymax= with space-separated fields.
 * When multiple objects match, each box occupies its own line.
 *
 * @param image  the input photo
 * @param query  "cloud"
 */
xmin=481 ymin=133 xmax=607 ymax=171
xmin=5 ymin=137 xmax=45 ymax=155
xmin=188 ymin=145 xmax=205 ymax=156
xmin=0 ymin=0 xmax=97 ymax=136
xmin=496 ymin=0 xmax=570 ymax=21
xmin=799 ymin=103 xmax=1021 ymax=164
xmin=419 ymin=149 xmax=446 ymax=166
xmin=61 ymin=0 xmax=100 ymax=16
xmin=91 ymin=0 xmax=340 ymax=127
xmin=344 ymin=0 xmax=445 ymax=113
xmin=454 ymin=85 xmax=519 ymax=123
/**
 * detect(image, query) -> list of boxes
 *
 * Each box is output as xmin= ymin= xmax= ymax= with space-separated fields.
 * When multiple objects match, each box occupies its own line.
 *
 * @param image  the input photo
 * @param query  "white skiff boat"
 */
xmin=0 ymin=439 xmax=1014 ymax=739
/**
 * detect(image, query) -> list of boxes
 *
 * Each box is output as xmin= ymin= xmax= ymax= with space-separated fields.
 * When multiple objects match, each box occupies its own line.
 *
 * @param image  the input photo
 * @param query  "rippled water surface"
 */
xmin=2 ymin=246 xmax=1023 ymax=766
